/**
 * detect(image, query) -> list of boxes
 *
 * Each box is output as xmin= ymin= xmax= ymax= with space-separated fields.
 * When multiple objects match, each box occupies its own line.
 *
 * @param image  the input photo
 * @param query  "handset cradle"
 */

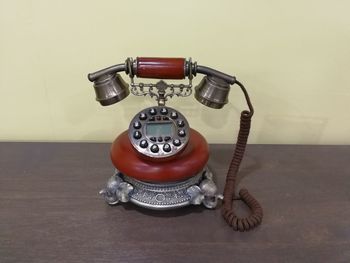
xmin=88 ymin=57 xmax=263 ymax=231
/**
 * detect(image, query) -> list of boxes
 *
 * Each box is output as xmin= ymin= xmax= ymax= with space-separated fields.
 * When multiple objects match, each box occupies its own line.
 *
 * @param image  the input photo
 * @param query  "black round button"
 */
xmin=133 ymin=121 xmax=141 ymax=129
xmin=149 ymin=108 xmax=157 ymax=115
xmin=139 ymin=140 xmax=148 ymax=148
xmin=150 ymin=144 xmax=159 ymax=153
xmin=178 ymin=130 xmax=186 ymax=137
xmin=163 ymin=143 xmax=171 ymax=152
xmin=170 ymin=111 xmax=178 ymax=119
xmin=133 ymin=131 xmax=142 ymax=139
xmin=173 ymin=139 xmax=181 ymax=147
xmin=177 ymin=120 xmax=185 ymax=127
xmin=139 ymin=113 xmax=147 ymax=120
xmin=160 ymin=108 xmax=168 ymax=115
xmin=150 ymin=137 xmax=157 ymax=142
xmin=157 ymin=137 xmax=163 ymax=142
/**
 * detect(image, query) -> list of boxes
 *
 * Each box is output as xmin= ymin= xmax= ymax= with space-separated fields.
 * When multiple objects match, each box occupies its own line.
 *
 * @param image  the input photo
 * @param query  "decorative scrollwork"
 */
xmin=130 ymin=79 xmax=192 ymax=106
xmin=130 ymin=84 xmax=158 ymax=98
xmin=99 ymin=167 xmax=222 ymax=210
xmin=165 ymin=84 xmax=192 ymax=99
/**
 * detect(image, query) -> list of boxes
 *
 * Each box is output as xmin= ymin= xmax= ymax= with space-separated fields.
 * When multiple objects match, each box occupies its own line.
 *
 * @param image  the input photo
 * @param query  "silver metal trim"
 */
xmin=124 ymin=172 xmax=203 ymax=210
xmin=129 ymin=80 xmax=192 ymax=106
xmin=99 ymin=167 xmax=222 ymax=210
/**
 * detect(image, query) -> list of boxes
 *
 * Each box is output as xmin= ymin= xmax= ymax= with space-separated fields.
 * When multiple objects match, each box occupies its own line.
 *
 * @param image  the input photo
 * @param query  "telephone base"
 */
xmin=99 ymin=167 xmax=222 ymax=210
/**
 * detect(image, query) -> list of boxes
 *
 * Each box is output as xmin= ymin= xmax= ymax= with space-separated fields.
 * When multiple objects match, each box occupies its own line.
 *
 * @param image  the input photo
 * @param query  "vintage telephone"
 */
xmin=87 ymin=57 xmax=263 ymax=231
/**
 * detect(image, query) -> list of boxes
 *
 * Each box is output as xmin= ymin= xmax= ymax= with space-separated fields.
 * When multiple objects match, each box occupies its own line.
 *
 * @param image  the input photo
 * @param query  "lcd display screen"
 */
xmin=146 ymin=123 xmax=173 ymax=137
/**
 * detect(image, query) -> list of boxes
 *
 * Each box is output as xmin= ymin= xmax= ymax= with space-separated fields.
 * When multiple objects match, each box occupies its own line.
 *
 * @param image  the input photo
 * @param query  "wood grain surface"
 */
xmin=0 ymin=143 xmax=349 ymax=263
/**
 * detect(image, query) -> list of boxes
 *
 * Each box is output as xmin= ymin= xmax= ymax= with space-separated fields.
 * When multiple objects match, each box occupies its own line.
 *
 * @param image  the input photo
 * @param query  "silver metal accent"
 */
xmin=186 ymin=58 xmax=193 ymax=81
xmin=127 ymin=57 xmax=134 ymax=78
xmin=99 ymin=172 xmax=134 ymax=205
xmin=187 ymin=185 xmax=204 ymax=205
xmin=130 ymin=80 xmax=192 ymax=106
xmin=187 ymin=171 xmax=223 ymax=209
xmin=124 ymin=172 xmax=202 ymax=210
xmin=99 ymin=167 xmax=222 ymax=210
xmin=128 ymin=106 xmax=190 ymax=159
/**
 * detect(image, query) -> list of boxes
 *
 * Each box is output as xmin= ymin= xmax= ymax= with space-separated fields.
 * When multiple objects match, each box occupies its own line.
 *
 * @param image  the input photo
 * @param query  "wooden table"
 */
xmin=1 ymin=143 xmax=349 ymax=262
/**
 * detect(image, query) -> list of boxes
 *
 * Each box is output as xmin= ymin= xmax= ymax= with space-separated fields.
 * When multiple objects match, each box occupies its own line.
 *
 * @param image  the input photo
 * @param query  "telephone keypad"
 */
xmin=170 ymin=112 xmax=178 ymax=119
xmin=150 ymin=144 xmax=159 ymax=153
xmin=140 ymin=140 xmax=148 ymax=148
xmin=139 ymin=113 xmax=147 ymax=120
xmin=163 ymin=143 xmax=171 ymax=152
xmin=173 ymin=139 xmax=181 ymax=147
xmin=133 ymin=131 xmax=142 ymax=139
xmin=129 ymin=106 xmax=189 ymax=159
xmin=149 ymin=108 xmax=157 ymax=115
xmin=133 ymin=121 xmax=141 ymax=129
xmin=177 ymin=120 xmax=185 ymax=127
xmin=178 ymin=130 xmax=186 ymax=137
xmin=160 ymin=108 xmax=168 ymax=115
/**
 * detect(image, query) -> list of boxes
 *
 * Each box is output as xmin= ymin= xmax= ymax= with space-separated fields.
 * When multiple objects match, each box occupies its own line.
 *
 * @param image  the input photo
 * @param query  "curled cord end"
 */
xmin=222 ymin=190 xmax=263 ymax=232
xmin=221 ymin=107 xmax=263 ymax=232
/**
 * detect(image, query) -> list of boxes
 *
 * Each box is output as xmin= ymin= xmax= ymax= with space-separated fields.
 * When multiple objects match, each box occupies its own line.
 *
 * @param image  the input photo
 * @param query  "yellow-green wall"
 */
xmin=0 ymin=0 xmax=349 ymax=144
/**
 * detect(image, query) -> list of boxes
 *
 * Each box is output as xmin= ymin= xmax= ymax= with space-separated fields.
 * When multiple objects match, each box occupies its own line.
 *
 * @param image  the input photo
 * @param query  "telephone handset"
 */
xmin=88 ymin=57 xmax=263 ymax=231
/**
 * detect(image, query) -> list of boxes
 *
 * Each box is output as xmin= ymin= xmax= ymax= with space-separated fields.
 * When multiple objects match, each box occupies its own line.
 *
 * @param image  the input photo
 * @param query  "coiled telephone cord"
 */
xmin=221 ymin=81 xmax=263 ymax=231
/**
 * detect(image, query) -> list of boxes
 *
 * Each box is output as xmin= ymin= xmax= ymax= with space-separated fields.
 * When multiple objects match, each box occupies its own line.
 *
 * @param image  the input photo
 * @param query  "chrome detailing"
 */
xmin=99 ymin=167 xmax=221 ymax=210
xmin=187 ymin=185 xmax=204 ymax=205
xmin=128 ymin=106 xmax=190 ymax=159
xmin=200 ymin=179 xmax=223 ymax=209
xmin=187 ymin=170 xmax=223 ymax=209
xmin=99 ymin=172 xmax=134 ymax=205
xmin=124 ymin=172 xmax=202 ymax=210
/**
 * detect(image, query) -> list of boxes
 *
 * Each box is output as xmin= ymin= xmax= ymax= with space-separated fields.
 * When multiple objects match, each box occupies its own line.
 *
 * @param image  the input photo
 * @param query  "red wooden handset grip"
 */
xmin=136 ymin=57 xmax=186 ymax=79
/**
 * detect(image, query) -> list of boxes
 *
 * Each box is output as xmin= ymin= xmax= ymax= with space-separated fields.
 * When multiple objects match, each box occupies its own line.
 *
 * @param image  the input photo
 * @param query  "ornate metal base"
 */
xmin=99 ymin=167 xmax=222 ymax=210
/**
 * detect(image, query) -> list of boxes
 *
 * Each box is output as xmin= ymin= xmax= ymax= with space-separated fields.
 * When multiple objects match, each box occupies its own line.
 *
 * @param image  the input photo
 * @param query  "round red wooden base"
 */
xmin=110 ymin=129 xmax=209 ymax=183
